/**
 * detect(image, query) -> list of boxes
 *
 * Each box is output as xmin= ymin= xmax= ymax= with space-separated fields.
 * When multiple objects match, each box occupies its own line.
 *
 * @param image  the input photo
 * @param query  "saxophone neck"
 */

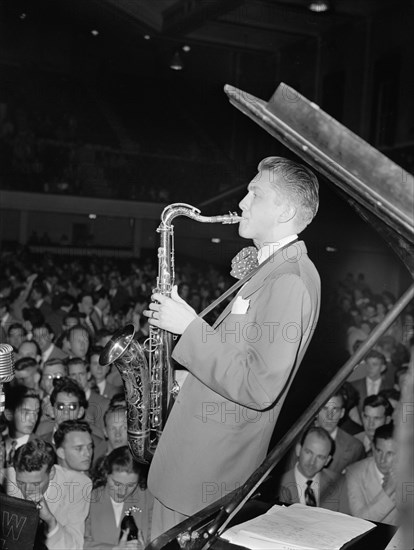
xmin=160 ymin=203 xmax=242 ymax=228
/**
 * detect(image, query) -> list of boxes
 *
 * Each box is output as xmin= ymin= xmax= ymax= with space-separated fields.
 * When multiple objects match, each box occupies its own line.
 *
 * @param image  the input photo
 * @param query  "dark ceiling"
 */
xmin=7 ymin=0 xmax=408 ymax=56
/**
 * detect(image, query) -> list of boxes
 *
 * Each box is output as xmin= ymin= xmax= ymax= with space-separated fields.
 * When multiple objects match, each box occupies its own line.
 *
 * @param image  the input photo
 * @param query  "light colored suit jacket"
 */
xmin=277 ymin=467 xmax=348 ymax=512
xmin=6 ymin=464 xmax=92 ymax=549
xmin=345 ymin=456 xmax=398 ymax=525
xmin=148 ymin=241 xmax=320 ymax=515
xmin=84 ymin=484 xmax=153 ymax=548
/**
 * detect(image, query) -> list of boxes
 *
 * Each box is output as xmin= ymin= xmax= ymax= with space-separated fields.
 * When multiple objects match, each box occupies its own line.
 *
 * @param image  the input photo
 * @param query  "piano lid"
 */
xmin=224 ymin=83 xmax=414 ymax=274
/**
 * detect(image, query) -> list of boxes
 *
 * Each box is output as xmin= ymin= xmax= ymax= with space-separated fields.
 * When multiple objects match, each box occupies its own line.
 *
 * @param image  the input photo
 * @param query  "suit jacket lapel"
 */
xmin=213 ymin=241 xmax=307 ymax=329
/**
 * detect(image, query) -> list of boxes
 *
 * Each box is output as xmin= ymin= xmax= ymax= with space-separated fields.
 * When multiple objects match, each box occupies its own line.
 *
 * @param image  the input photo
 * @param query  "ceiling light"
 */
xmin=308 ymin=1 xmax=330 ymax=12
xmin=182 ymin=45 xmax=191 ymax=52
xmin=169 ymin=51 xmax=183 ymax=71
xmin=19 ymin=13 xmax=27 ymax=20
xmin=91 ymin=29 xmax=99 ymax=36
xmin=144 ymin=34 xmax=151 ymax=40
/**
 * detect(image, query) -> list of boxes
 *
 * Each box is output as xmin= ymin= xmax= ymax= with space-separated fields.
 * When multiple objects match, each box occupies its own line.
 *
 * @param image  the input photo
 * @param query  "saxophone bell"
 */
xmin=100 ymin=324 xmax=153 ymax=464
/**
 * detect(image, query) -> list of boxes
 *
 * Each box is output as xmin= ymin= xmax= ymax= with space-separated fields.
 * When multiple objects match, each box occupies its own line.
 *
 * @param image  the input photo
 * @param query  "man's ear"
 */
xmin=49 ymin=465 xmax=56 ymax=480
xmin=324 ymin=454 xmax=333 ymax=468
xmin=56 ymin=447 xmax=65 ymax=461
xmin=340 ymin=408 xmax=345 ymax=420
xmin=3 ymin=408 xmax=13 ymax=422
xmin=77 ymin=406 xmax=85 ymax=419
xmin=295 ymin=442 xmax=302 ymax=458
xmin=34 ymin=372 xmax=41 ymax=384
xmin=278 ymin=204 xmax=296 ymax=223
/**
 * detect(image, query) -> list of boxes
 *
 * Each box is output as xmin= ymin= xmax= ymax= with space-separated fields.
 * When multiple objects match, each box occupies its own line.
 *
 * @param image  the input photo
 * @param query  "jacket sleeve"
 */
xmin=172 ymin=274 xmax=313 ymax=409
xmin=345 ymin=465 xmax=395 ymax=522
xmin=47 ymin=478 xmax=92 ymax=550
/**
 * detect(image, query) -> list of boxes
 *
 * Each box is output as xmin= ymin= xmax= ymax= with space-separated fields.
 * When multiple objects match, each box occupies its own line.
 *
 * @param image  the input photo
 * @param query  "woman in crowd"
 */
xmin=84 ymin=446 xmax=153 ymax=549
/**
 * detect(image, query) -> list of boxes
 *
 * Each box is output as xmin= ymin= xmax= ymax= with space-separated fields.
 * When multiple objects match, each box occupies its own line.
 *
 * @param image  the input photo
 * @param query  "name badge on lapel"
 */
xmin=231 ymin=295 xmax=250 ymax=315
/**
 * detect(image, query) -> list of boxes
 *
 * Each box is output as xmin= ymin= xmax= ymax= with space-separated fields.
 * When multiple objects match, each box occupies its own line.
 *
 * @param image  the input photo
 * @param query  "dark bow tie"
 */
xmin=230 ymin=246 xmax=259 ymax=279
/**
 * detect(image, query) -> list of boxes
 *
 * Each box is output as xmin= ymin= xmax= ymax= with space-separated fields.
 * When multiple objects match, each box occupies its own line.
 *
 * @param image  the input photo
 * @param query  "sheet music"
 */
xmin=222 ymin=504 xmax=375 ymax=550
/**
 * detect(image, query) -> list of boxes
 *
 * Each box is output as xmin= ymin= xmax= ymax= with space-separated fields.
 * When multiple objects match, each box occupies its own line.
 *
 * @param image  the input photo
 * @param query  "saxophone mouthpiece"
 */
xmin=226 ymin=212 xmax=243 ymax=224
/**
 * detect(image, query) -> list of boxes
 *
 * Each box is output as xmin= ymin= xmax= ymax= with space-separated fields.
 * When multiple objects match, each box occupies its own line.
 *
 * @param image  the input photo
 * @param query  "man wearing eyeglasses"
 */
xmin=36 ymin=377 xmax=107 ymax=462
xmin=37 ymin=358 xmax=68 ymax=424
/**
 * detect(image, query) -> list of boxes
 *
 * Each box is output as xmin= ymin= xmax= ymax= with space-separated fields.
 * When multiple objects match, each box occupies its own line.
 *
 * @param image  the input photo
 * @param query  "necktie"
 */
xmin=230 ymin=246 xmax=258 ymax=279
xmin=7 ymin=439 xmax=17 ymax=467
xmin=305 ymin=479 xmax=317 ymax=507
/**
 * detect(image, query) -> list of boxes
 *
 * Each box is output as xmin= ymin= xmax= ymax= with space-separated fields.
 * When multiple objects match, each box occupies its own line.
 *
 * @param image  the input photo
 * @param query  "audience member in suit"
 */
xmin=6 ymin=439 xmax=91 ymax=549
xmin=12 ymin=356 xmax=41 ymax=392
xmin=90 ymin=404 xmax=129 ymax=480
xmin=6 ymin=322 xmax=27 ymax=350
xmin=314 ymin=387 xmax=365 ymax=473
xmin=67 ymin=357 xmax=110 ymax=436
xmin=354 ymin=394 xmax=393 ymax=455
xmin=32 ymin=322 xmax=68 ymax=366
xmin=277 ymin=427 xmax=348 ymax=513
xmin=89 ymin=346 xmax=121 ymax=399
xmin=3 ymin=386 xmax=40 ymax=467
xmin=109 ymin=275 xmax=130 ymax=314
xmin=45 ymin=293 xmax=75 ymax=340
xmin=345 ymin=423 xmax=398 ymax=525
xmin=85 ymin=446 xmax=153 ymax=548
xmin=18 ymin=339 xmax=42 ymax=362
xmin=378 ymin=388 xmax=401 ymax=425
xmin=37 ymin=359 xmax=68 ymax=423
xmin=351 ymin=350 xmax=393 ymax=419
xmin=36 ymin=377 xmax=107 ymax=461
xmin=338 ymin=381 xmax=365 ymax=435
xmin=30 ymin=282 xmax=53 ymax=320
xmin=103 ymin=405 xmax=128 ymax=454
xmin=77 ymin=293 xmax=97 ymax=337
xmin=91 ymin=288 xmax=110 ymax=332
xmin=281 ymin=387 xmax=365 ymax=475
xmin=66 ymin=324 xmax=90 ymax=361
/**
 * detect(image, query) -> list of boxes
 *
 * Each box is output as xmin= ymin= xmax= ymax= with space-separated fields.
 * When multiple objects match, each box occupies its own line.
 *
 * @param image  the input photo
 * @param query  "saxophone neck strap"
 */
xmin=199 ymin=238 xmax=299 ymax=320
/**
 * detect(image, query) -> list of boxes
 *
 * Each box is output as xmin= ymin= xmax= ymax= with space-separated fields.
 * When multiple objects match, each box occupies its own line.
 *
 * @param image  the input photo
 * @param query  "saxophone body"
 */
xmin=100 ymin=203 xmax=241 ymax=464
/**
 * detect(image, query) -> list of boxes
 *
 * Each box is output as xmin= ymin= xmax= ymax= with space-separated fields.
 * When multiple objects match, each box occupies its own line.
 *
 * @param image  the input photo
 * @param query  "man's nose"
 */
xmin=83 ymin=447 xmax=92 ymax=459
xmin=239 ymin=193 xmax=250 ymax=211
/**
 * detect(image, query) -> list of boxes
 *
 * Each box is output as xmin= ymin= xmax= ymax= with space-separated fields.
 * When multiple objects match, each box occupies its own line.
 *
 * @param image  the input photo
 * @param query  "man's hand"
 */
xmin=36 ymin=497 xmax=57 ymax=531
xmin=113 ymin=527 xmax=145 ymax=549
xmin=144 ymin=285 xmax=198 ymax=335
xmin=382 ymin=470 xmax=396 ymax=499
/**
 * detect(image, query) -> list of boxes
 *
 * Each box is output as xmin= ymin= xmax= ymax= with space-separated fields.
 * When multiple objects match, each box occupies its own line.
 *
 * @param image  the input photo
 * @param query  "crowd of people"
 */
xmin=0 ymin=243 xmax=412 ymax=548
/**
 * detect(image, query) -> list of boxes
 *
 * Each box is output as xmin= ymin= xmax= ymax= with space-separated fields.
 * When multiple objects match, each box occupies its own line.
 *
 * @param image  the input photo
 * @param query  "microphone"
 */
xmin=0 ymin=343 xmax=15 ymax=413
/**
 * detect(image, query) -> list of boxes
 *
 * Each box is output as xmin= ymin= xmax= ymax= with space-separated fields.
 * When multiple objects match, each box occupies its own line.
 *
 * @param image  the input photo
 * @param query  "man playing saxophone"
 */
xmin=144 ymin=156 xmax=321 ymax=539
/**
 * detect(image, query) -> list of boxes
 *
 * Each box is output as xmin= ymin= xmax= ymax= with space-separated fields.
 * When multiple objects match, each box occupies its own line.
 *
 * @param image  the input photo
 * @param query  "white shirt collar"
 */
xmin=330 ymin=427 xmax=338 ymax=440
xmin=97 ymin=380 xmax=106 ymax=395
xmin=294 ymin=463 xmax=320 ymax=505
xmin=257 ymin=235 xmax=298 ymax=265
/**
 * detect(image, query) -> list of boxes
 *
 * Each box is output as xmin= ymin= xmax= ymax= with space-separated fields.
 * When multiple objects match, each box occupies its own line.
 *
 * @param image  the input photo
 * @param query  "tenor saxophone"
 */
xmin=100 ymin=203 xmax=241 ymax=464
